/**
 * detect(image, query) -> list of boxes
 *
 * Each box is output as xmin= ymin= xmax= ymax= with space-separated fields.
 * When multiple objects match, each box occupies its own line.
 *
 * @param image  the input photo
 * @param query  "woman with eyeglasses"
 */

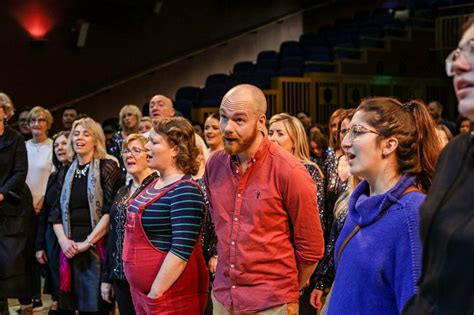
xmin=123 ymin=117 xmax=208 ymax=314
xmin=323 ymin=109 xmax=353 ymax=240
xmin=0 ymin=93 xmax=35 ymax=314
xmin=309 ymin=109 xmax=354 ymax=312
xmin=325 ymin=97 xmax=441 ymax=314
xmin=24 ymin=106 xmax=56 ymax=312
xmin=51 ymin=118 xmax=123 ymax=314
xmin=101 ymin=133 xmax=157 ymax=315
xmin=403 ymin=16 xmax=474 ymax=314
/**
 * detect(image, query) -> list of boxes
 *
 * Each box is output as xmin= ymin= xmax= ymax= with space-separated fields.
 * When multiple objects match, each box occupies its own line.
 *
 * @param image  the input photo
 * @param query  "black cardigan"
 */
xmin=0 ymin=128 xmax=34 ymax=282
xmin=404 ymin=133 xmax=474 ymax=314
xmin=49 ymin=159 xmax=124 ymax=224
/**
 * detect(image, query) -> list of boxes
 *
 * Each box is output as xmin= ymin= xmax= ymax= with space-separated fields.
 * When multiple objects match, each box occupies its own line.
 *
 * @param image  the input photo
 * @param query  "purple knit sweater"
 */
xmin=327 ymin=175 xmax=423 ymax=315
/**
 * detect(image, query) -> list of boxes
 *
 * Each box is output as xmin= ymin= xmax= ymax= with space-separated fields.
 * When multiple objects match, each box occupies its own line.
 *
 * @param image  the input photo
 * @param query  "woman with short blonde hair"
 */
xmin=0 ymin=92 xmax=15 ymax=120
xmin=109 ymin=104 xmax=142 ymax=175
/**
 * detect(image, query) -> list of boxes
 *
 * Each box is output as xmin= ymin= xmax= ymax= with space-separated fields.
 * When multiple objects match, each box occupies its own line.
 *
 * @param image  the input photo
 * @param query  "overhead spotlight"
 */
xmin=72 ymin=20 xmax=90 ymax=48
xmin=154 ymin=1 xmax=163 ymax=14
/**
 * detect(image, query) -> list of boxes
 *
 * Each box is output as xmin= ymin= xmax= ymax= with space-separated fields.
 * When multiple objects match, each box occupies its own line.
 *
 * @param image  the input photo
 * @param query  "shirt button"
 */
xmin=231 ymin=241 xmax=235 ymax=245
xmin=232 ymin=285 xmax=236 ymax=289
xmin=234 ymin=217 xmax=238 ymax=222
xmin=237 ymin=193 xmax=241 ymax=198
xmin=230 ymin=264 xmax=235 ymax=268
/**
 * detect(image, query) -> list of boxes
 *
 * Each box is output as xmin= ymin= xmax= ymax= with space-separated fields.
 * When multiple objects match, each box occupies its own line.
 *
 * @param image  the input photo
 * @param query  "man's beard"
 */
xmin=223 ymin=129 xmax=259 ymax=156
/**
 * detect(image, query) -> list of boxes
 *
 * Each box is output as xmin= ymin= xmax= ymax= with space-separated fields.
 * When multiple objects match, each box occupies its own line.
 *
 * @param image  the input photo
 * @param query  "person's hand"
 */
xmin=59 ymin=238 xmax=78 ymax=258
xmin=0 ymin=193 xmax=4 ymax=202
xmin=146 ymin=289 xmax=162 ymax=299
xmin=100 ymin=283 xmax=114 ymax=303
xmin=34 ymin=199 xmax=44 ymax=215
xmin=208 ymin=256 xmax=218 ymax=274
xmin=76 ymin=241 xmax=92 ymax=253
xmin=309 ymin=288 xmax=324 ymax=310
xmin=35 ymin=250 xmax=48 ymax=264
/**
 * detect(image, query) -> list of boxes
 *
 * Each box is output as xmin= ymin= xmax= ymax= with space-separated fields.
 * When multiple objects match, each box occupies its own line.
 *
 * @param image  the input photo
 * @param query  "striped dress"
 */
xmin=128 ymin=179 xmax=205 ymax=261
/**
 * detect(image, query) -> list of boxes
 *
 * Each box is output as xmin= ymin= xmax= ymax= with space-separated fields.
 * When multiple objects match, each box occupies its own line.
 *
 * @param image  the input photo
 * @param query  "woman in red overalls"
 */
xmin=123 ymin=117 xmax=209 ymax=315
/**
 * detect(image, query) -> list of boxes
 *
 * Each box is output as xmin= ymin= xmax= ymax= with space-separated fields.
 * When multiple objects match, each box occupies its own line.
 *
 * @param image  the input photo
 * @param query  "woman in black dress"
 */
xmin=52 ymin=118 xmax=123 ymax=314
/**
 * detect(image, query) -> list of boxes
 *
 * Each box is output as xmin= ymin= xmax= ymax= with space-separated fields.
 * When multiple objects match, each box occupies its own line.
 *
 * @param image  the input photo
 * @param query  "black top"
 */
xmin=103 ymin=172 xmax=158 ymax=282
xmin=36 ymin=169 xmax=65 ymax=250
xmin=49 ymin=159 xmax=124 ymax=233
xmin=70 ymin=163 xmax=92 ymax=241
xmin=404 ymin=133 xmax=474 ymax=314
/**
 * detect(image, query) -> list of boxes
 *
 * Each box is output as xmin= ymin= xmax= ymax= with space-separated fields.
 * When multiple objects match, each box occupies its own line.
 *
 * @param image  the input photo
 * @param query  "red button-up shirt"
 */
xmin=204 ymin=136 xmax=324 ymax=313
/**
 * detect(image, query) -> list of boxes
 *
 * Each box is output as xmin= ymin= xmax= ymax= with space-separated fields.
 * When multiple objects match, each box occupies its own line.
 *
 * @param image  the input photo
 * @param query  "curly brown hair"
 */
xmin=356 ymin=97 xmax=441 ymax=192
xmin=152 ymin=117 xmax=201 ymax=175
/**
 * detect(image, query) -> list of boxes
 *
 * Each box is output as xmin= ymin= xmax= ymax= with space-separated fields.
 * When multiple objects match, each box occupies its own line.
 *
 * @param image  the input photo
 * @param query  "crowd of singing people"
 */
xmin=1 ymin=16 xmax=473 ymax=315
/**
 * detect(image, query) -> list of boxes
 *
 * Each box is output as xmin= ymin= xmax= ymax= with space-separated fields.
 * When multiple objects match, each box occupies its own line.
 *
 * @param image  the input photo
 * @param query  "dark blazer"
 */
xmin=0 ymin=127 xmax=34 ymax=296
xmin=404 ymin=133 xmax=474 ymax=314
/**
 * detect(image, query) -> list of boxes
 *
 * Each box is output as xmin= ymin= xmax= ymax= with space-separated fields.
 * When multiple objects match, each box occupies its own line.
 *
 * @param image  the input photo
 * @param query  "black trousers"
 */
xmin=112 ymin=279 xmax=135 ymax=315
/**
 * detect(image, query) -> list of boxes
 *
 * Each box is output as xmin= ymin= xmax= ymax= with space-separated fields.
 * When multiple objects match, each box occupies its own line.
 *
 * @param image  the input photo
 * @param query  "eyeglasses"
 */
xmin=345 ymin=124 xmax=381 ymax=141
xmin=121 ymin=147 xmax=147 ymax=156
xmin=339 ymin=128 xmax=349 ymax=136
xmin=30 ymin=118 xmax=47 ymax=125
xmin=445 ymin=38 xmax=474 ymax=76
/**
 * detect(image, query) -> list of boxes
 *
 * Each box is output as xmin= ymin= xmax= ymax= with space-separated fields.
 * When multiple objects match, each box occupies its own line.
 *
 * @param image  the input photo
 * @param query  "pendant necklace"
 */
xmin=75 ymin=164 xmax=90 ymax=179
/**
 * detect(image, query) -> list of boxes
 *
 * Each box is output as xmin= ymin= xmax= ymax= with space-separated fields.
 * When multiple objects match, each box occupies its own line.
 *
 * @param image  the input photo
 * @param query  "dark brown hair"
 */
xmin=52 ymin=130 xmax=71 ymax=170
xmin=153 ymin=117 xmax=201 ymax=175
xmin=356 ymin=97 xmax=441 ymax=192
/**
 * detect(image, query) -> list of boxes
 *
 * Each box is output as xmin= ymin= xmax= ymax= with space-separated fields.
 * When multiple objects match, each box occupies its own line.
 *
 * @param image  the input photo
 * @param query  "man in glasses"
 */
xmin=404 ymin=14 xmax=474 ymax=315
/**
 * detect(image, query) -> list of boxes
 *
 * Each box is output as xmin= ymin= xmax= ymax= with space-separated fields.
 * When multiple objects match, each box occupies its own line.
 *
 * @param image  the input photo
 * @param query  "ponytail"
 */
xmin=404 ymin=100 xmax=441 ymax=191
xmin=357 ymin=97 xmax=442 ymax=193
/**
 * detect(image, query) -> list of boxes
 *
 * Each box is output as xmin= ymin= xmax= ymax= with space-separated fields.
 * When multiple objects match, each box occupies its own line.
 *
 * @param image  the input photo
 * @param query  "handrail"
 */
xmin=49 ymin=0 xmax=336 ymax=114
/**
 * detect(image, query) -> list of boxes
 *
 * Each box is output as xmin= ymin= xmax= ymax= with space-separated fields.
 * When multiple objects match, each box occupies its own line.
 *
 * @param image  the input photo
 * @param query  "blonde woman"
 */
xmin=203 ymin=113 xmax=224 ymax=155
xmin=52 ymin=118 xmax=123 ymax=314
xmin=108 ymin=104 xmax=142 ymax=174
xmin=269 ymin=113 xmax=326 ymax=236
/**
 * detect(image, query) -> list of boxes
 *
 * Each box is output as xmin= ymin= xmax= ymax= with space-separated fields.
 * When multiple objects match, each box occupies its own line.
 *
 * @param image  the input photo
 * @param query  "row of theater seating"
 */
xmin=173 ymin=1 xmax=473 ymax=116
xmin=174 ymin=11 xmax=411 ymax=116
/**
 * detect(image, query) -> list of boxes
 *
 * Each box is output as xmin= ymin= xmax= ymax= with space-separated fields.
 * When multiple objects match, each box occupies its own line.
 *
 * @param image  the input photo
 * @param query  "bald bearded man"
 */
xmin=204 ymin=84 xmax=324 ymax=314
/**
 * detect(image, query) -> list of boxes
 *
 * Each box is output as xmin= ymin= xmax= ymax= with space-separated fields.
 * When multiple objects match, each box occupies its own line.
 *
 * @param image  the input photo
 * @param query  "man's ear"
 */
xmin=257 ymin=114 xmax=266 ymax=131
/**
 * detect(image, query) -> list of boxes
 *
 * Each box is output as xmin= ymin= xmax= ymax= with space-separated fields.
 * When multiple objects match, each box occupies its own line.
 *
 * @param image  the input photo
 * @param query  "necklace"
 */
xmin=75 ymin=164 xmax=90 ymax=179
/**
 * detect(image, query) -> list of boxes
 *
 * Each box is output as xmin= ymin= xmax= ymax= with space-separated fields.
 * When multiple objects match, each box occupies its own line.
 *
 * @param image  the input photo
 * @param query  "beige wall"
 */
xmin=74 ymin=13 xmax=303 ymax=123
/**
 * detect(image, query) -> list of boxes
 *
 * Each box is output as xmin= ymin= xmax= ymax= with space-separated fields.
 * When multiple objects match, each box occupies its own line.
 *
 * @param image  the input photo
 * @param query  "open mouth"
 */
xmin=346 ymin=152 xmax=356 ymax=162
xmin=456 ymin=79 xmax=474 ymax=99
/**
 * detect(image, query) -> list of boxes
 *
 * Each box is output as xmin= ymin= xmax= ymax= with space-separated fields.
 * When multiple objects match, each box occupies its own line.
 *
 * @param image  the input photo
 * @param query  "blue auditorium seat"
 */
xmin=277 ymin=67 xmax=304 ymax=77
xmin=199 ymin=85 xmax=227 ymax=107
xmin=205 ymin=73 xmax=229 ymax=87
xmin=175 ymin=86 xmax=200 ymax=103
xmin=233 ymin=61 xmax=255 ymax=74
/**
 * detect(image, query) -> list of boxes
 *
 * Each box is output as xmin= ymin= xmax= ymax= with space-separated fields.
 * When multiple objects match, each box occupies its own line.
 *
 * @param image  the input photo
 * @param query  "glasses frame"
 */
xmin=121 ymin=147 xmax=148 ymax=157
xmin=346 ymin=124 xmax=382 ymax=141
xmin=445 ymin=38 xmax=474 ymax=77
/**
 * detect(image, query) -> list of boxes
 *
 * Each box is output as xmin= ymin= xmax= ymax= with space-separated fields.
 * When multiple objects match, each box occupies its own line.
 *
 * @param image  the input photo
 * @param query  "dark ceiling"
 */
xmin=1 ymin=0 xmax=312 ymax=110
